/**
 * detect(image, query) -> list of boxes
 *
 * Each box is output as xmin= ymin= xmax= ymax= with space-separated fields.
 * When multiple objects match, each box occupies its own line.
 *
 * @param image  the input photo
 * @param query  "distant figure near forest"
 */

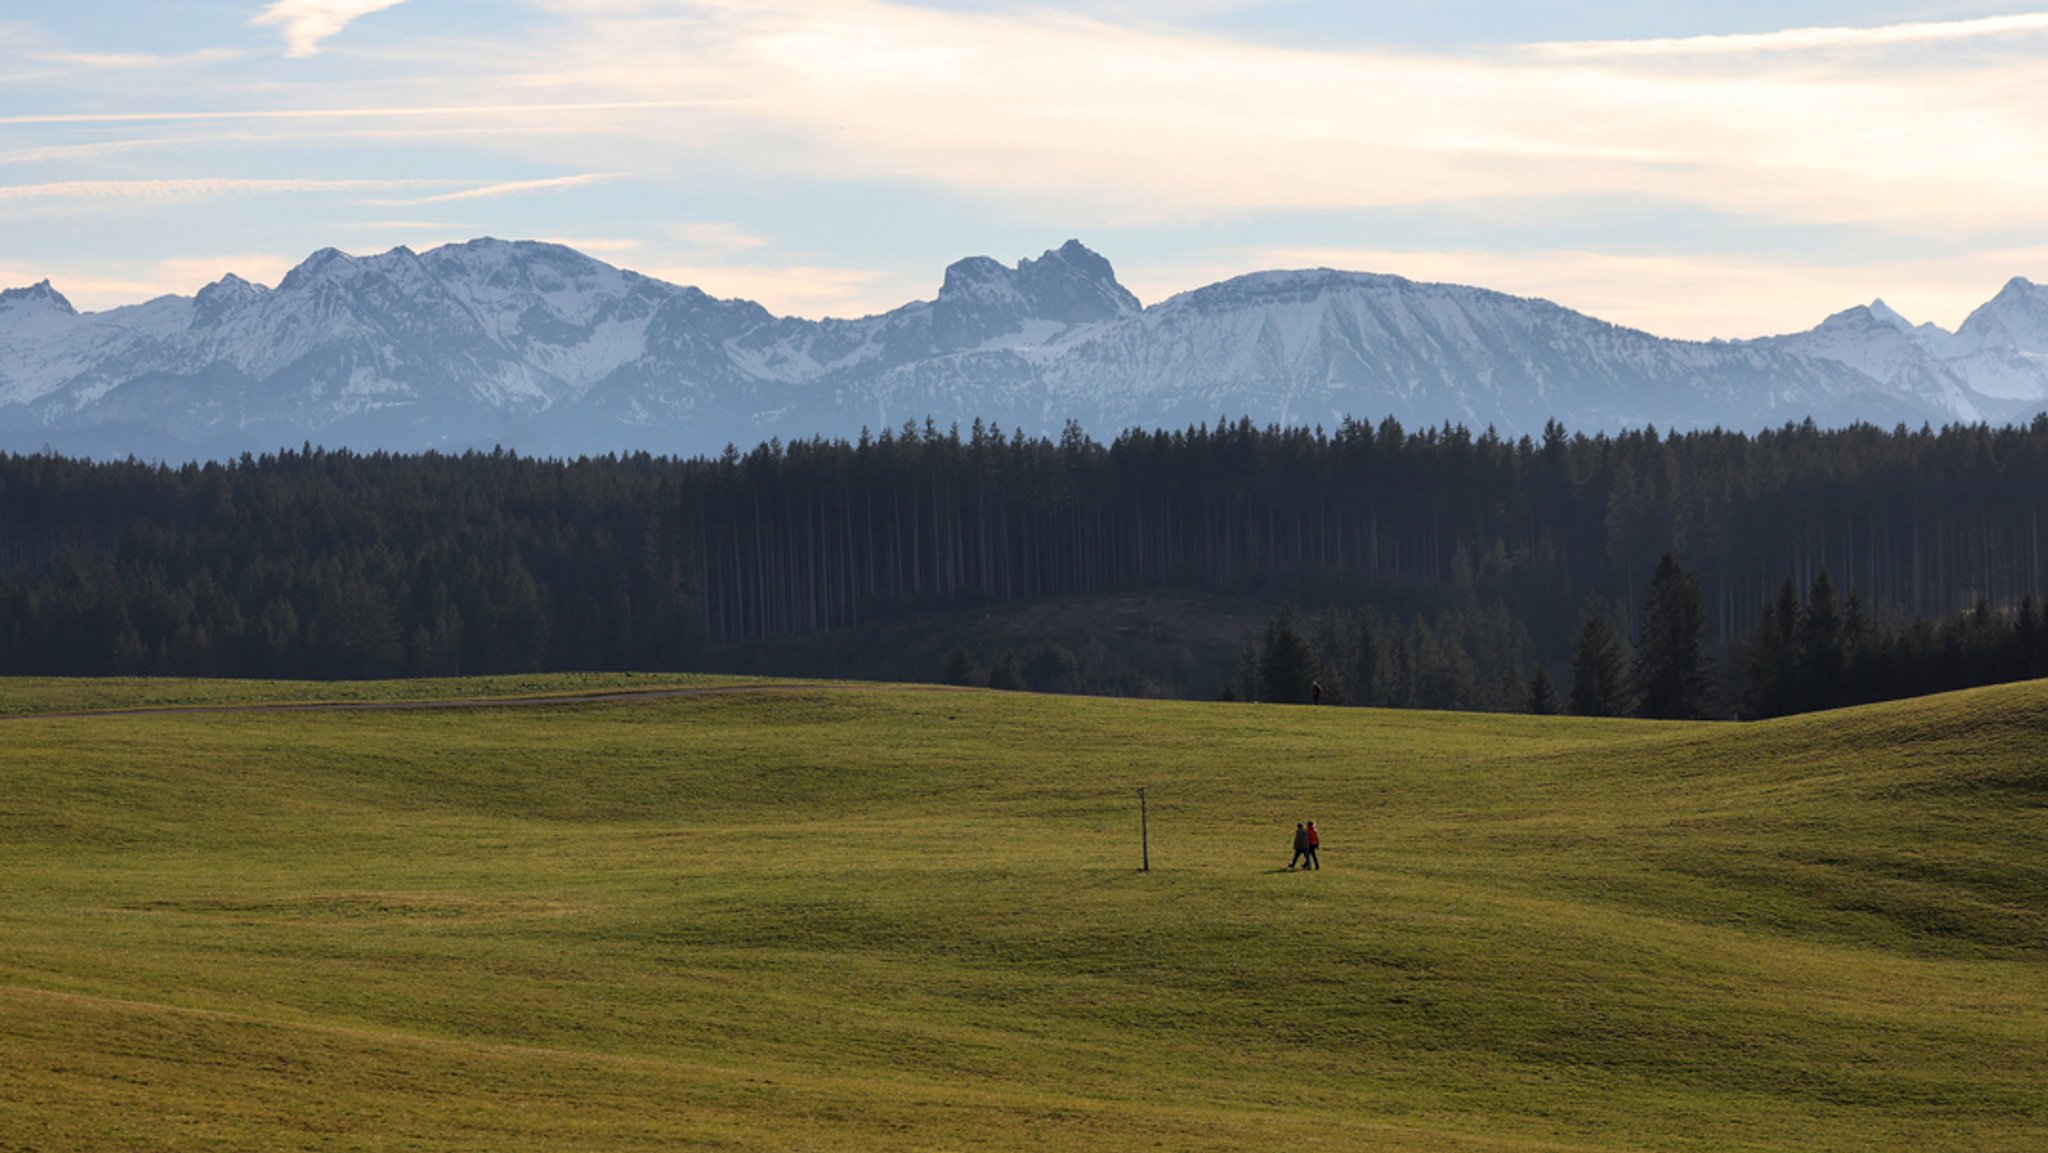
xmin=1289 ymin=822 xmax=1309 ymax=870
xmin=1310 ymin=680 xmax=1324 ymax=705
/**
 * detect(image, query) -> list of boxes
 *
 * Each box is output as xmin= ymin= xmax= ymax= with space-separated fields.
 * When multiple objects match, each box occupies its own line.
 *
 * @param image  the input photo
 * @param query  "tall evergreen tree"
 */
xmin=1800 ymin=569 xmax=1845 ymax=711
xmin=1632 ymin=553 xmax=1712 ymax=719
xmin=1569 ymin=603 xmax=1632 ymax=717
xmin=1742 ymin=579 xmax=1802 ymax=719
xmin=1527 ymin=667 xmax=1559 ymax=715
xmin=1259 ymin=608 xmax=1321 ymax=704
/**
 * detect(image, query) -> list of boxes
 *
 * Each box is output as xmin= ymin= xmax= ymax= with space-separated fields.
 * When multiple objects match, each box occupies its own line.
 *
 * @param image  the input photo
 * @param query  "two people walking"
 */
xmin=1288 ymin=820 xmax=1320 ymax=870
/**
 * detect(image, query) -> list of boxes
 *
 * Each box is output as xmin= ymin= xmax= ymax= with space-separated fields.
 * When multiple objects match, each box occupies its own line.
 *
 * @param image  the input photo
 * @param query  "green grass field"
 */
xmin=2 ymin=677 xmax=2043 ymax=1151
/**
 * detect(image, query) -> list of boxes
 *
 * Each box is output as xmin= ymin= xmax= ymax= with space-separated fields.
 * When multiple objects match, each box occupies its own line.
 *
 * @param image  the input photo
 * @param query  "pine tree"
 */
xmin=941 ymin=647 xmax=976 ymax=686
xmin=1799 ymin=569 xmax=1845 ymax=710
xmin=1742 ymin=579 xmax=1801 ymax=719
xmin=1632 ymin=553 xmax=1712 ymax=719
xmin=1568 ymin=603 xmax=1631 ymax=717
xmin=1527 ymin=667 xmax=1559 ymax=715
xmin=1259 ymin=608 xmax=1321 ymax=704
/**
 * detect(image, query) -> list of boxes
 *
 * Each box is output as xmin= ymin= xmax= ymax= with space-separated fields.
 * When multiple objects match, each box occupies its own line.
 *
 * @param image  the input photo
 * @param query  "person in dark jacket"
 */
xmin=1303 ymin=820 xmax=1321 ymax=870
xmin=1289 ymin=822 xmax=1309 ymax=870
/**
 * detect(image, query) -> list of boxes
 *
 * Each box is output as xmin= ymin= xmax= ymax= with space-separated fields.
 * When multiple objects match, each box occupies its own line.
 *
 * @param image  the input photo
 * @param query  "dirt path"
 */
xmin=0 ymin=681 xmax=935 ymax=722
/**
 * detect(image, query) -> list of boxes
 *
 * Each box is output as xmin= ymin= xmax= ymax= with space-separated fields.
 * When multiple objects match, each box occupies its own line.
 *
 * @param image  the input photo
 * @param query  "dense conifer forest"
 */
xmin=3 ymin=415 xmax=2046 ymax=715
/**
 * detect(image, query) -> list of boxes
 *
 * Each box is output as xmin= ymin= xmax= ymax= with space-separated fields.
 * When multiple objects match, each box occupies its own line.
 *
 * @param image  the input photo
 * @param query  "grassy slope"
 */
xmin=1 ymin=677 xmax=2043 ymax=1151
xmin=0 ymin=671 xmax=753 ymax=717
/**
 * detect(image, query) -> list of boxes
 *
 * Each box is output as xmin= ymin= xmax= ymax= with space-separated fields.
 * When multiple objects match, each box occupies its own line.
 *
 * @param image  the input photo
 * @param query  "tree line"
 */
xmin=1239 ymin=552 xmax=2048 ymax=719
xmin=2 ymin=415 xmax=2046 ymax=711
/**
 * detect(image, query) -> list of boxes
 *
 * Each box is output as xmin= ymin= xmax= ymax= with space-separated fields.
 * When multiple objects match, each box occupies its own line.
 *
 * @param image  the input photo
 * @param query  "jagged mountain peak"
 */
xmin=1018 ymin=239 xmax=1138 ymax=314
xmin=191 ymin=273 xmax=267 ymax=328
xmin=0 ymin=279 xmax=79 ymax=318
xmin=938 ymin=255 xmax=1013 ymax=297
xmin=1866 ymin=299 xmax=1915 ymax=332
xmin=1811 ymin=302 xmax=1904 ymax=336
xmin=939 ymin=241 xmax=1136 ymax=315
xmin=1956 ymin=274 xmax=2048 ymax=348
xmin=929 ymin=240 xmax=1139 ymax=349
xmin=276 ymin=245 xmax=433 ymax=292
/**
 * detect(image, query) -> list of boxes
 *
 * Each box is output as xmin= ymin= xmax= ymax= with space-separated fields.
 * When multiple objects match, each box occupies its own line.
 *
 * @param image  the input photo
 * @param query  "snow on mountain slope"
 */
xmin=1031 ymin=269 xmax=1909 ymax=434
xmin=0 ymin=238 xmax=2029 ymax=459
xmin=1751 ymin=303 xmax=1992 ymax=423
xmin=417 ymin=239 xmax=675 ymax=397
xmin=1752 ymin=283 xmax=2048 ymax=416
xmin=1941 ymin=278 xmax=2048 ymax=402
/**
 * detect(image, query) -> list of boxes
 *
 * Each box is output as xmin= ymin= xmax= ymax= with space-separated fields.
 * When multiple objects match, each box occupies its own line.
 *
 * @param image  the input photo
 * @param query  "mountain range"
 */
xmin=3 ymin=238 xmax=2045 ymax=459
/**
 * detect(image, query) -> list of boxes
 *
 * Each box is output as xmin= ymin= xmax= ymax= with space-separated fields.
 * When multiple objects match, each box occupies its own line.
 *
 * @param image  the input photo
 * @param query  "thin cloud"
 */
xmin=1 ymin=126 xmax=590 ymax=165
xmin=366 ymin=173 xmax=623 ymax=205
xmin=0 ymin=177 xmax=451 ymax=203
xmin=252 ymin=0 xmax=411 ymax=58
xmin=0 ymin=101 xmax=736 ymax=127
xmin=667 ymin=222 xmax=770 ymax=255
xmin=1532 ymin=11 xmax=2048 ymax=58
xmin=511 ymin=0 xmax=2048 ymax=234
xmin=34 ymin=47 xmax=244 ymax=69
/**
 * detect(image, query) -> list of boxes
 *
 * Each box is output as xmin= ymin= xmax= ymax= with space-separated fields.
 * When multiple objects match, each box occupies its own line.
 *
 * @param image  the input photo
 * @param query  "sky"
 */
xmin=4 ymin=0 xmax=2048 ymax=338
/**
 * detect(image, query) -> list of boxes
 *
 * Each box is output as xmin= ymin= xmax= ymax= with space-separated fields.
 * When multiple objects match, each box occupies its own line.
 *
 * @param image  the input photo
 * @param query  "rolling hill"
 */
xmin=1 ymin=675 xmax=2044 ymax=1150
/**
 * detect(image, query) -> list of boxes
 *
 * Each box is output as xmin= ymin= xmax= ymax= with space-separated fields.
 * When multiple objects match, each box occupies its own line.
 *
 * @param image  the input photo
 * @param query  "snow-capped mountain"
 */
xmin=1749 ymin=279 xmax=2048 ymax=423
xmin=0 ymin=238 xmax=2037 ymax=460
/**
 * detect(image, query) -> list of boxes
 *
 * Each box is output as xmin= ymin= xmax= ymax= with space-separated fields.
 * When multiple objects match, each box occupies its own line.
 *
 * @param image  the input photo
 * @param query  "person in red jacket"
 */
xmin=1303 ymin=820 xmax=1321 ymax=870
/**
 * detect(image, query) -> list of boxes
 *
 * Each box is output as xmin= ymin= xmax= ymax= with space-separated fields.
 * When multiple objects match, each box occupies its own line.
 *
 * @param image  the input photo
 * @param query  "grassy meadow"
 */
xmin=1 ymin=676 xmax=2044 ymax=1151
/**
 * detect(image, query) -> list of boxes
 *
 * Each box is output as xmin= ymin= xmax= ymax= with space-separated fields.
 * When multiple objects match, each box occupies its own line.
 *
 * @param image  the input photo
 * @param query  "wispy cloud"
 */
xmin=506 ymin=0 xmax=2048 ymax=235
xmin=0 ymin=100 xmax=737 ymax=127
xmin=252 ymin=0 xmax=411 ymax=58
xmin=366 ymin=172 xmax=623 ymax=205
xmin=1531 ymin=12 xmax=2048 ymax=58
xmin=0 ymin=175 xmax=617 ymax=208
xmin=14 ymin=2 xmax=2048 ymax=332
xmin=0 ymin=177 xmax=445 ymax=203
xmin=667 ymin=222 xmax=769 ymax=255
xmin=33 ymin=47 xmax=244 ymax=69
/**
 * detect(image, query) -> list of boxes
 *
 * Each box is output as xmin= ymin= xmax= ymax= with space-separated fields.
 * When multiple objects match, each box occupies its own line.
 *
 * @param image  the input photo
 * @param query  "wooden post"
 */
xmin=1138 ymin=787 xmax=1149 ymax=872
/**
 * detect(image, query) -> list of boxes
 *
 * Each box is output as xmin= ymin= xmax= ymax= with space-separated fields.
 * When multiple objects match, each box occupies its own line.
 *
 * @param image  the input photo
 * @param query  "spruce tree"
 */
xmin=1259 ymin=608 xmax=1321 ymax=704
xmin=1527 ymin=667 xmax=1559 ymax=715
xmin=1799 ymin=569 xmax=1845 ymax=710
xmin=1632 ymin=553 xmax=1712 ymax=719
xmin=1568 ymin=604 xmax=1631 ymax=717
xmin=1742 ymin=579 xmax=1802 ymax=719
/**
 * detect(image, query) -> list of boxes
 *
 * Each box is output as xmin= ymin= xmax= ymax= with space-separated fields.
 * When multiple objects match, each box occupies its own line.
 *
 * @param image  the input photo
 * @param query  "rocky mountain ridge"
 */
xmin=3 ymin=238 xmax=2043 ymax=459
